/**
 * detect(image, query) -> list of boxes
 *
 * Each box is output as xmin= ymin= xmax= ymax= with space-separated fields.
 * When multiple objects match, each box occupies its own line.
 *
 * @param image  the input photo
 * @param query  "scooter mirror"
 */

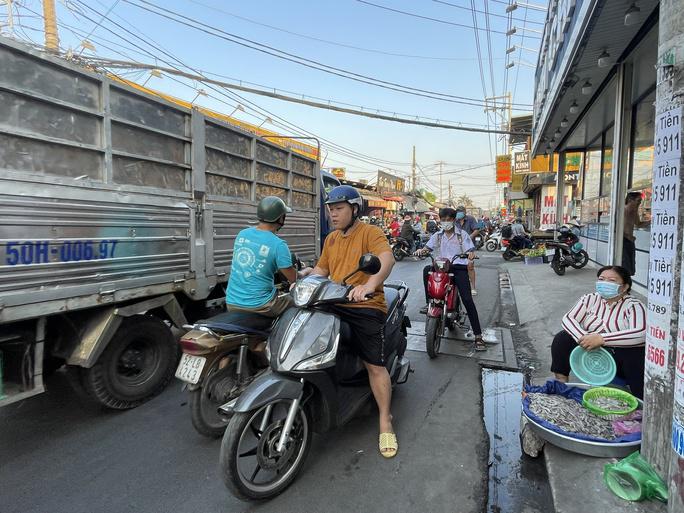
xmin=358 ymin=253 xmax=381 ymax=275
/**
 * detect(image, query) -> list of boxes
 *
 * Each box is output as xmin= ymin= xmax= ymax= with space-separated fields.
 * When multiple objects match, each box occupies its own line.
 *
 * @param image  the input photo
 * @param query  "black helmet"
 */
xmin=455 ymin=205 xmax=466 ymax=212
xmin=439 ymin=207 xmax=457 ymax=219
xmin=257 ymin=196 xmax=292 ymax=223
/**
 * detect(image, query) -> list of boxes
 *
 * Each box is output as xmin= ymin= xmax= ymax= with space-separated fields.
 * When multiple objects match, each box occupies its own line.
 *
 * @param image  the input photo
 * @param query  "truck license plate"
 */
xmin=175 ymin=354 xmax=206 ymax=384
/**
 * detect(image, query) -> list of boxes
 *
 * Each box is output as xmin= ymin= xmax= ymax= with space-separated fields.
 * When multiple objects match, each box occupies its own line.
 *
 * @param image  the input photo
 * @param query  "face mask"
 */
xmin=441 ymin=221 xmax=454 ymax=231
xmin=456 ymin=212 xmax=465 ymax=220
xmin=595 ymin=281 xmax=622 ymax=299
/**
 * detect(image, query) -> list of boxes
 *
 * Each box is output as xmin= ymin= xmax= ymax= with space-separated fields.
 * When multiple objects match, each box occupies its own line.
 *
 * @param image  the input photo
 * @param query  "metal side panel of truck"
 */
xmin=0 ymin=37 xmax=320 ymax=408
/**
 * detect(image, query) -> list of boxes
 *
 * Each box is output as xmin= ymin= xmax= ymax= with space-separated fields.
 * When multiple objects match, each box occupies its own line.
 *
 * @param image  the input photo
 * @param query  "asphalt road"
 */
xmin=0 ymin=253 xmax=505 ymax=513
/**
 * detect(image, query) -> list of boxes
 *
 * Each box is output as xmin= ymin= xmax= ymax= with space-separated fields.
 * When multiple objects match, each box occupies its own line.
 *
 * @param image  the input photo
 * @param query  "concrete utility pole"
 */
xmin=411 ymin=146 xmax=417 ymax=192
xmin=1 ymin=0 xmax=14 ymax=36
xmin=448 ymin=180 xmax=452 ymax=207
xmin=42 ymin=0 xmax=59 ymax=53
xmin=438 ymin=161 xmax=444 ymax=203
xmin=641 ymin=2 xmax=684 ymax=509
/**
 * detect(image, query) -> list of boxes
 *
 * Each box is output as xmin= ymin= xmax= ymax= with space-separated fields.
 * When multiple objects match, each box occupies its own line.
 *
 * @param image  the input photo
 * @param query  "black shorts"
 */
xmin=331 ymin=306 xmax=387 ymax=366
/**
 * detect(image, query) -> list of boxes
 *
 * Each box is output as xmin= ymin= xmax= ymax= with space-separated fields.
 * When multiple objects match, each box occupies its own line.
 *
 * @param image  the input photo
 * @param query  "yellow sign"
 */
xmin=496 ymin=155 xmax=511 ymax=183
xmin=511 ymin=172 xmax=524 ymax=191
xmin=530 ymin=153 xmax=559 ymax=173
xmin=330 ymin=167 xmax=346 ymax=179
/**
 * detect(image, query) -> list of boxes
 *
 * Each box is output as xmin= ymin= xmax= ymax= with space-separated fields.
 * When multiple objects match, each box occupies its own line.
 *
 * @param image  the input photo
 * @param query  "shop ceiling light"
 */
xmin=598 ymin=50 xmax=611 ymax=68
xmin=624 ymin=3 xmax=641 ymax=26
xmin=581 ymin=80 xmax=593 ymax=95
xmin=561 ymin=117 xmax=569 ymax=128
xmin=569 ymin=101 xmax=579 ymax=114
xmin=554 ymin=128 xmax=562 ymax=137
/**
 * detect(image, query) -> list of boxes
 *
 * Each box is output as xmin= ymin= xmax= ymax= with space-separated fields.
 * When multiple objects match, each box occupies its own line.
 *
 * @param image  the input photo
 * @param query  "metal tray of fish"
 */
xmin=522 ymin=383 xmax=642 ymax=458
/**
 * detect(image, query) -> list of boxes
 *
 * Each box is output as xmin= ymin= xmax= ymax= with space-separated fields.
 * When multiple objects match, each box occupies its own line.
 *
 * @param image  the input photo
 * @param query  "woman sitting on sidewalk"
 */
xmin=551 ymin=265 xmax=647 ymax=398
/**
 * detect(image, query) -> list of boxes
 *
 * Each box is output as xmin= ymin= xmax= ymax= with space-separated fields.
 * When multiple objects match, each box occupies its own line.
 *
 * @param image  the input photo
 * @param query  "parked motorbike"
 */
xmin=484 ymin=229 xmax=502 ymax=252
xmin=501 ymin=235 xmax=535 ymax=261
xmin=424 ymin=254 xmax=472 ymax=358
xmin=547 ymin=226 xmax=589 ymax=276
xmin=218 ymin=254 xmax=411 ymax=501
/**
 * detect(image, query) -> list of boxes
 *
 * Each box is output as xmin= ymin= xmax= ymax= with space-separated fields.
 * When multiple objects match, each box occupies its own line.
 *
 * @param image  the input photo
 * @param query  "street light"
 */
xmin=507 ymin=45 xmax=538 ymax=54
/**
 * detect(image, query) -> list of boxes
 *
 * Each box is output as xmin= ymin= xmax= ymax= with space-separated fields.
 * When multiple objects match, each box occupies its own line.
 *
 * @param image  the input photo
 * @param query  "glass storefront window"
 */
xmin=583 ymin=146 xmax=601 ymax=199
xmin=601 ymin=126 xmax=614 ymax=198
xmin=629 ymin=90 xmax=655 ymax=222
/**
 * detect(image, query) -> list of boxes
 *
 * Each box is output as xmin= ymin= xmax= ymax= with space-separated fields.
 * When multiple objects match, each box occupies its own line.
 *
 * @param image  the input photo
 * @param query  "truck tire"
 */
xmin=81 ymin=315 xmax=179 ymax=409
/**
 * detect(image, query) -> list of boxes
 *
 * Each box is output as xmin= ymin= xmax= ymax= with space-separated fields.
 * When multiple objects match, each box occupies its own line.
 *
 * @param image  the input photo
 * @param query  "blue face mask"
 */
xmin=456 ymin=212 xmax=465 ymax=220
xmin=595 ymin=281 xmax=622 ymax=299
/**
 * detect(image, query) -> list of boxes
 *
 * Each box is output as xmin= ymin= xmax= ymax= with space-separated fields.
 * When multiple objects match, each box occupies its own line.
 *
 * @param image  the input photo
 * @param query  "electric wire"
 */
xmin=121 ymin=0 xmax=532 ymax=109
xmin=431 ymin=0 xmax=543 ymax=25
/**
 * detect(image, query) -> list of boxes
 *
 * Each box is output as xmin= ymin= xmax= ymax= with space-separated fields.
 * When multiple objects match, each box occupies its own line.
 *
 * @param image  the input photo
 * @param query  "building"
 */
xmin=532 ymin=0 xmax=660 ymax=293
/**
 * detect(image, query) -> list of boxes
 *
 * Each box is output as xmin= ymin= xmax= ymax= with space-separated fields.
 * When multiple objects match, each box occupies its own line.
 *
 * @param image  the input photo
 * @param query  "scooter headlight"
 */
xmin=293 ymin=334 xmax=339 ymax=371
xmin=292 ymin=278 xmax=320 ymax=307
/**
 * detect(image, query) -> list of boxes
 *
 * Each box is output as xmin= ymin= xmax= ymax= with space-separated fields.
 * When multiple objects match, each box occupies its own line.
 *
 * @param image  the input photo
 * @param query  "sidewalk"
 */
xmin=501 ymin=259 xmax=664 ymax=513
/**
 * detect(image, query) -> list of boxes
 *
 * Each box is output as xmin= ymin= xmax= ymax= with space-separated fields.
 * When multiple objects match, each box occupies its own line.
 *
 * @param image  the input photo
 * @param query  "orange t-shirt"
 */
xmin=317 ymin=222 xmax=392 ymax=313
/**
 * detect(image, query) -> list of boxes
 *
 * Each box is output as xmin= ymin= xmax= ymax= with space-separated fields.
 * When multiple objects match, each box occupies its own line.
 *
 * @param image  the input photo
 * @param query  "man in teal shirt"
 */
xmin=226 ymin=196 xmax=297 ymax=317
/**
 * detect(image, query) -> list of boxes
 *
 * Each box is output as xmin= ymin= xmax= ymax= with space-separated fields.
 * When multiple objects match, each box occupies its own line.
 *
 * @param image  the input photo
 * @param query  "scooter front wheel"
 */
xmin=485 ymin=240 xmax=498 ymax=252
xmin=551 ymin=258 xmax=566 ymax=276
xmin=425 ymin=316 xmax=442 ymax=359
xmin=570 ymin=250 xmax=589 ymax=269
xmin=502 ymin=248 xmax=514 ymax=261
xmin=220 ymin=400 xmax=312 ymax=501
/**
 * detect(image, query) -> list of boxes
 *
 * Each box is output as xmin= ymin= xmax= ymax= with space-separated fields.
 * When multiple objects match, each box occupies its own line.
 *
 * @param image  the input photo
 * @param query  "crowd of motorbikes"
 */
xmin=172 ymin=218 xmax=591 ymax=502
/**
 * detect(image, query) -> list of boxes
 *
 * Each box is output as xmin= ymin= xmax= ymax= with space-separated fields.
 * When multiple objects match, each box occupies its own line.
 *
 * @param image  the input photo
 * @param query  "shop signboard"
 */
xmin=377 ymin=171 xmax=406 ymax=193
xmin=645 ymin=106 xmax=682 ymax=378
xmin=330 ymin=167 xmax=346 ymax=179
xmin=539 ymin=185 xmax=572 ymax=230
xmin=530 ymin=153 xmax=558 ymax=173
xmin=496 ymin=155 xmax=511 ymax=183
xmin=514 ymin=151 xmax=531 ymax=174
xmin=511 ymin=172 xmax=524 ymax=192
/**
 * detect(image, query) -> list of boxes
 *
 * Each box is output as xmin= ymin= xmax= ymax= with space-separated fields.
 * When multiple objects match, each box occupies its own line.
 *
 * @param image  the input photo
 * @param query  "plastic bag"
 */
xmin=612 ymin=410 xmax=643 ymax=437
xmin=603 ymin=451 xmax=668 ymax=502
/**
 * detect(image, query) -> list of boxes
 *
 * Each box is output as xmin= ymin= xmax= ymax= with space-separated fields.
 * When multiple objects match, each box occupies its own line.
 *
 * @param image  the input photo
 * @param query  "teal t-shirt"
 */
xmin=226 ymin=227 xmax=292 ymax=308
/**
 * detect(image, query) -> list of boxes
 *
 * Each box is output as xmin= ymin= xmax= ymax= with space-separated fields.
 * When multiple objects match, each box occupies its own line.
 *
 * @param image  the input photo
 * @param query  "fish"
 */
xmin=527 ymin=393 xmax=616 ymax=440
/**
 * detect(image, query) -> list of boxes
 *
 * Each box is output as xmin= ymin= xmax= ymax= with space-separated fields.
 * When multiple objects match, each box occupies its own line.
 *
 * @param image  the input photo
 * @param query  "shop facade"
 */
xmin=532 ymin=0 xmax=660 ymax=294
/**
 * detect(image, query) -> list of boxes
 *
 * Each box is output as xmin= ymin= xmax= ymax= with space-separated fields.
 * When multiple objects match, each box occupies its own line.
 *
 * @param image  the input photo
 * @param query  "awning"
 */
xmin=358 ymin=190 xmax=388 ymax=209
xmin=383 ymin=196 xmax=404 ymax=202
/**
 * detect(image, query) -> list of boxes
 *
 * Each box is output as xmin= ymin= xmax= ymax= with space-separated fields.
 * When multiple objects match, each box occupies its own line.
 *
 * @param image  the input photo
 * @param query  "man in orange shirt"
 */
xmin=310 ymin=185 xmax=398 ymax=458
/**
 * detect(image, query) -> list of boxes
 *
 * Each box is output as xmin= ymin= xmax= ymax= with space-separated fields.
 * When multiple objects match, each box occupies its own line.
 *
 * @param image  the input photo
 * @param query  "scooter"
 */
xmin=218 ymin=255 xmax=411 ymax=501
xmin=424 ymin=254 xmax=471 ymax=358
xmin=177 ymin=268 xmax=298 ymax=437
xmin=547 ymin=226 xmax=589 ymax=276
xmin=177 ymin=312 xmax=272 ymax=437
xmin=390 ymin=235 xmax=427 ymax=261
xmin=501 ymin=235 xmax=535 ymax=261
xmin=484 ymin=229 xmax=502 ymax=252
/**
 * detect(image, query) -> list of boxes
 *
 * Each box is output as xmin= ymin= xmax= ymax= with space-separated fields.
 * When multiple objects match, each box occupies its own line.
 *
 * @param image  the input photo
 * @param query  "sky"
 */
xmin=2 ymin=0 xmax=548 ymax=208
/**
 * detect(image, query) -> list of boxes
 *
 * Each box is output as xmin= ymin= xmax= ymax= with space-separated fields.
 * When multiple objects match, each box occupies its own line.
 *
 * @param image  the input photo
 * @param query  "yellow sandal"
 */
xmin=379 ymin=432 xmax=398 ymax=458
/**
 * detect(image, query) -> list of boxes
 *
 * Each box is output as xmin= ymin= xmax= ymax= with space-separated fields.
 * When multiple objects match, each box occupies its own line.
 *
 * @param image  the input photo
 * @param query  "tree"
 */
xmin=418 ymin=188 xmax=436 ymax=204
xmin=456 ymin=194 xmax=475 ymax=208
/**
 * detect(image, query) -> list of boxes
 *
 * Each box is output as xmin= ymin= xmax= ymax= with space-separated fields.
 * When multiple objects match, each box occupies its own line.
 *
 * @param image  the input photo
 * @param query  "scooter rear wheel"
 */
xmin=485 ymin=240 xmax=498 ymax=252
xmin=570 ymin=250 xmax=589 ymax=269
xmin=502 ymin=248 xmax=514 ymax=261
xmin=392 ymin=246 xmax=405 ymax=261
xmin=221 ymin=400 xmax=312 ymax=501
xmin=189 ymin=360 xmax=238 ymax=438
xmin=425 ymin=316 xmax=442 ymax=359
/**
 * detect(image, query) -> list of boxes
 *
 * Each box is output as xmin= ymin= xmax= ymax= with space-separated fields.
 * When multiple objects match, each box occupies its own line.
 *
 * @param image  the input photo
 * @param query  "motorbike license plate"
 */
xmin=546 ymin=249 xmax=556 ymax=257
xmin=175 ymin=354 xmax=206 ymax=384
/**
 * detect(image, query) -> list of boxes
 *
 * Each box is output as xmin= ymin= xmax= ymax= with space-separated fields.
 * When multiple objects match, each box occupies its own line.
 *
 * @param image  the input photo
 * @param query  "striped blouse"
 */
xmin=561 ymin=293 xmax=647 ymax=348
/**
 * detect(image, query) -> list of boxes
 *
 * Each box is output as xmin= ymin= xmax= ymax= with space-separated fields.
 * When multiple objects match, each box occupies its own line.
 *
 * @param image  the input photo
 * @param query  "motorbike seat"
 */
xmin=384 ymin=287 xmax=400 ymax=317
xmin=199 ymin=310 xmax=273 ymax=337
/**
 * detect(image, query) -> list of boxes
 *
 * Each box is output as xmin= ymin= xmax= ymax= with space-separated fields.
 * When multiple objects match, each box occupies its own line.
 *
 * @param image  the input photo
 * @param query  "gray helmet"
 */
xmin=257 ymin=196 xmax=292 ymax=223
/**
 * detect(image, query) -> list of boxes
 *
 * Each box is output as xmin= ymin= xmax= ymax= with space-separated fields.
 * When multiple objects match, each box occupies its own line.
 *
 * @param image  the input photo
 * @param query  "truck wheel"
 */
xmin=82 ymin=315 xmax=179 ymax=409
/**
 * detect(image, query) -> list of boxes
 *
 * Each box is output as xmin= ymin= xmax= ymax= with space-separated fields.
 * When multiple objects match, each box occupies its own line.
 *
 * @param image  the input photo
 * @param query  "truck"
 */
xmin=0 ymin=36 xmax=324 ymax=409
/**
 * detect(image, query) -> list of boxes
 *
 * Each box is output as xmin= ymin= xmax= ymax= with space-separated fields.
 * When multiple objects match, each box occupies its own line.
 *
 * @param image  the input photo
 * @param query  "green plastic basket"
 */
xmin=583 ymin=387 xmax=638 ymax=419
xmin=569 ymin=346 xmax=616 ymax=386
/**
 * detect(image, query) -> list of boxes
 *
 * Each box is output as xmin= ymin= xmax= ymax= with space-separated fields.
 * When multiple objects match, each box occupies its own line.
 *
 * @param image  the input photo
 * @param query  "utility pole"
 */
xmin=640 ymin=3 xmax=684 ymax=510
xmin=411 ymin=146 xmax=417 ymax=193
xmin=42 ymin=0 xmax=60 ymax=53
xmin=1 ymin=0 xmax=14 ymax=36
xmin=448 ymin=180 xmax=452 ymax=207
xmin=437 ymin=160 xmax=445 ymax=203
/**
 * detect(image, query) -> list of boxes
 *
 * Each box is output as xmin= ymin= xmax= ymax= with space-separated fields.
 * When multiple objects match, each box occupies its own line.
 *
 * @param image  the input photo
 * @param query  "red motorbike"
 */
xmin=424 ymin=254 xmax=472 ymax=358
